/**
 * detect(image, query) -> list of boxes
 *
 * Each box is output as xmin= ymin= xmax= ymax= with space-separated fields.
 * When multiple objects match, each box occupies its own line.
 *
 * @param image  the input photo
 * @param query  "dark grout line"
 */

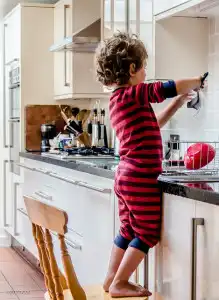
xmin=0 ymin=271 xmax=19 ymax=300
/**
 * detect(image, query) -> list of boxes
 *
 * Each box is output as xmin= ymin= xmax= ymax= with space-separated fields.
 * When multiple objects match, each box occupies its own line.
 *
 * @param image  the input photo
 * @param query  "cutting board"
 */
xmin=25 ymin=105 xmax=66 ymax=151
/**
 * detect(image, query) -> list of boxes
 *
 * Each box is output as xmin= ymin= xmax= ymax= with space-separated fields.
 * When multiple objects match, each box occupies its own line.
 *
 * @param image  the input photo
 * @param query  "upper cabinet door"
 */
xmin=4 ymin=8 xmax=21 ymax=64
xmin=128 ymin=0 xmax=137 ymax=34
xmin=139 ymin=0 xmax=153 ymax=79
xmin=103 ymin=0 xmax=114 ymax=38
xmin=102 ymin=0 xmax=128 ymax=40
xmin=54 ymin=0 xmax=72 ymax=98
xmin=114 ymin=0 xmax=128 ymax=33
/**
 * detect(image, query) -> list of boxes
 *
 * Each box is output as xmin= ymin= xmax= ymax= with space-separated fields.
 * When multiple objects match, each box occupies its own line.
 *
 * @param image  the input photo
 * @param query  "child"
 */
xmin=95 ymin=32 xmax=205 ymax=298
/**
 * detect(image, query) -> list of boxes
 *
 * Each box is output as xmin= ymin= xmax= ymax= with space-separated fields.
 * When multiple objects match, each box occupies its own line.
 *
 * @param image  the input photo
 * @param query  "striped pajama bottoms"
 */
xmin=114 ymin=167 xmax=162 ymax=254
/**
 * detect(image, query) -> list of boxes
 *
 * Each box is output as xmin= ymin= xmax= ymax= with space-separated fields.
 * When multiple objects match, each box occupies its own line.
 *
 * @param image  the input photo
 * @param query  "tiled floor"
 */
xmin=0 ymin=248 xmax=45 ymax=300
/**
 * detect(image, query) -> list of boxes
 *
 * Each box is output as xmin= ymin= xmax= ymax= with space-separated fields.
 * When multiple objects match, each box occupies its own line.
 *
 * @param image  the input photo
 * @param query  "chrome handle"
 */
xmin=8 ymin=117 xmax=20 ymax=123
xmin=36 ymin=168 xmax=50 ymax=175
xmin=17 ymin=163 xmax=36 ymax=171
xmin=3 ymin=24 xmax=11 ymax=148
xmin=13 ymin=182 xmax=19 ymax=236
xmin=35 ymin=191 xmax=53 ymax=201
xmin=5 ymin=58 xmax=19 ymax=66
xmin=51 ymin=232 xmax=82 ymax=250
xmin=65 ymin=237 xmax=82 ymax=250
xmin=144 ymin=254 xmax=149 ymax=289
xmin=17 ymin=208 xmax=28 ymax=216
xmin=3 ymin=160 xmax=9 ymax=226
xmin=77 ymin=181 xmax=111 ymax=194
xmin=49 ymin=172 xmax=77 ymax=185
xmin=64 ymin=4 xmax=70 ymax=87
xmin=191 ymin=218 xmax=204 ymax=300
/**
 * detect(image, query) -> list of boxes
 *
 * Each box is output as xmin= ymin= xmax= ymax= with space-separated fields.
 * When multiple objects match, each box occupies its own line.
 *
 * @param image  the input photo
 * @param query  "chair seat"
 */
xmin=44 ymin=286 xmax=148 ymax=300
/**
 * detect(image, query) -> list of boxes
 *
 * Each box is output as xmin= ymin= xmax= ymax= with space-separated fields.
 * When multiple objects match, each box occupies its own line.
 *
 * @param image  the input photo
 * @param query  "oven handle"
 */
xmin=8 ymin=117 xmax=20 ymax=123
xmin=3 ymin=24 xmax=11 ymax=148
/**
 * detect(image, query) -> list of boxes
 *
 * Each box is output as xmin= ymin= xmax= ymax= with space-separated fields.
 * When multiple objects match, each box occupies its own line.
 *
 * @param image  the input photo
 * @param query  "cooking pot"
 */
xmin=184 ymin=143 xmax=215 ymax=170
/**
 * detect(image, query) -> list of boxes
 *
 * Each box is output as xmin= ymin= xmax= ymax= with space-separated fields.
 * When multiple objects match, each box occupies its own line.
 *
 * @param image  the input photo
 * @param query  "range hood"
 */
xmin=49 ymin=18 xmax=101 ymax=53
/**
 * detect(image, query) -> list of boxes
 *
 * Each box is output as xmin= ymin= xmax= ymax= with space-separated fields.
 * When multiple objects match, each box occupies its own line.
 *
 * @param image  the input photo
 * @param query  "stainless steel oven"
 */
xmin=7 ymin=59 xmax=20 ymax=175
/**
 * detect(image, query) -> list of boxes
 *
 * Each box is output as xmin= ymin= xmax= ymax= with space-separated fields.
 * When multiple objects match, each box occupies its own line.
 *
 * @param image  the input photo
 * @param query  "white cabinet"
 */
xmin=195 ymin=202 xmax=219 ymax=300
xmin=102 ymin=0 xmax=154 ymax=79
xmin=1 ymin=4 xmax=54 ymax=244
xmin=53 ymin=0 xmax=104 ymax=100
xmin=154 ymin=193 xmax=196 ymax=300
xmin=18 ymin=158 xmax=114 ymax=285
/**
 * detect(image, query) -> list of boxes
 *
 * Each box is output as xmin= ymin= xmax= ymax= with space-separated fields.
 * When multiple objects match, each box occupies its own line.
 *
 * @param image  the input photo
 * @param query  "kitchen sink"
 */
xmin=160 ymin=171 xmax=219 ymax=182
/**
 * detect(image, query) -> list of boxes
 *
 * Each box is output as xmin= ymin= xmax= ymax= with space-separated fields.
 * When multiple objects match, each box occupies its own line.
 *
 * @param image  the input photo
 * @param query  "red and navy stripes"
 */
xmin=110 ymin=82 xmax=166 ymax=249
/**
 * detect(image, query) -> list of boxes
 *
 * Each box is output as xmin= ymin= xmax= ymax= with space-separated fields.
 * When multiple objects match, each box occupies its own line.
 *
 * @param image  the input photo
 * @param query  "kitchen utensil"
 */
xmin=76 ymin=132 xmax=91 ymax=147
xmin=112 ymin=129 xmax=120 ymax=158
xmin=40 ymin=123 xmax=57 ymax=152
xmin=71 ymin=107 xmax=80 ymax=118
xmin=184 ymin=143 xmax=216 ymax=170
xmin=82 ymin=110 xmax=91 ymax=126
xmin=187 ymin=72 xmax=208 ymax=110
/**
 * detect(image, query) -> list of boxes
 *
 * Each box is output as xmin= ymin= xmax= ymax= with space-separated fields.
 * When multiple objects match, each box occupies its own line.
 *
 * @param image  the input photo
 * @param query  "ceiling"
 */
xmin=0 ymin=0 xmax=59 ymax=18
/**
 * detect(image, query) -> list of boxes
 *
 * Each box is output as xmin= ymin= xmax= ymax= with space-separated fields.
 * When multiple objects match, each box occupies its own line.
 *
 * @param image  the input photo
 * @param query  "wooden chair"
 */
xmin=24 ymin=196 xmax=147 ymax=300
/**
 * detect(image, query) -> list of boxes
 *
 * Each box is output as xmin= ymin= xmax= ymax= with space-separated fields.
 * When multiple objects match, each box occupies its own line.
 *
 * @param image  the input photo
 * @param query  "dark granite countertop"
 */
xmin=19 ymin=152 xmax=118 ymax=179
xmin=19 ymin=152 xmax=219 ymax=205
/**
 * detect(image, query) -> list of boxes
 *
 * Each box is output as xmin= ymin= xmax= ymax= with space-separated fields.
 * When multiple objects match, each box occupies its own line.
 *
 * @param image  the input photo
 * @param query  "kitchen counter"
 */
xmin=19 ymin=152 xmax=118 ymax=179
xmin=19 ymin=152 xmax=219 ymax=206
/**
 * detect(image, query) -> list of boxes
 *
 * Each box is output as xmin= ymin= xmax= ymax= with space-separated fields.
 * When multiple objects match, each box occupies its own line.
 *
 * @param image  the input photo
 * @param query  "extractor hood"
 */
xmin=49 ymin=18 xmax=101 ymax=53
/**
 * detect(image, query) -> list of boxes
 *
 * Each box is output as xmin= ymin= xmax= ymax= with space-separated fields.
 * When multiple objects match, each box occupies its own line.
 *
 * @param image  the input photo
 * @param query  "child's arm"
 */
xmin=138 ymin=77 xmax=202 ymax=105
xmin=156 ymin=93 xmax=192 ymax=128
xmin=175 ymin=77 xmax=202 ymax=95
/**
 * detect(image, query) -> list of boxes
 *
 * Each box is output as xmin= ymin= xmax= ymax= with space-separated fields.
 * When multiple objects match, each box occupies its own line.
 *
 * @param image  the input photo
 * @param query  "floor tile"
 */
xmin=16 ymin=290 xmax=45 ymax=299
xmin=29 ymin=273 xmax=46 ymax=291
xmin=0 ymin=292 xmax=18 ymax=299
xmin=0 ymin=272 xmax=13 ymax=293
xmin=0 ymin=249 xmax=16 ymax=262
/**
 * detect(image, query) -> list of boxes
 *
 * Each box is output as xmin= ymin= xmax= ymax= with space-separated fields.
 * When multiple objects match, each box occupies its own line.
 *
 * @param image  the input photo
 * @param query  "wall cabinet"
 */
xmin=1 ymin=4 xmax=54 ymax=245
xmin=53 ymin=0 xmax=105 ymax=100
xmin=102 ymin=0 xmax=154 ymax=79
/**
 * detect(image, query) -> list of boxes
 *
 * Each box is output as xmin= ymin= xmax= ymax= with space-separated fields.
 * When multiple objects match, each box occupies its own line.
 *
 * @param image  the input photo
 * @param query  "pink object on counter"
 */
xmin=184 ymin=143 xmax=216 ymax=170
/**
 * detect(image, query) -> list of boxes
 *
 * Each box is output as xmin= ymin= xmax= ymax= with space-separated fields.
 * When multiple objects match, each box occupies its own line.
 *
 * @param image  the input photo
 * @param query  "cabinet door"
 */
xmin=4 ymin=8 xmax=21 ymax=64
xmin=195 ymin=202 xmax=219 ymax=300
xmin=128 ymin=0 xmax=137 ymax=34
xmin=54 ymin=0 xmax=72 ymax=98
xmin=114 ymin=0 xmax=128 ymax=33
xmin=155 ymin=193 xmax=196 ymax=300
xmin=103 ymin=0 xmax=114 ymax=39
xmin=139 ymin=0 xmax=153 ymax=79
xmin=3 ymin=160 xmax=13 ymax=232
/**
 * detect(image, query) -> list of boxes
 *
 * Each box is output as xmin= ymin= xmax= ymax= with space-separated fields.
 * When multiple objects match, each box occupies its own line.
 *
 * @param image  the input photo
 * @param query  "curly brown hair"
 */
xmin=95 ymin=32 xmax=148 ymax=86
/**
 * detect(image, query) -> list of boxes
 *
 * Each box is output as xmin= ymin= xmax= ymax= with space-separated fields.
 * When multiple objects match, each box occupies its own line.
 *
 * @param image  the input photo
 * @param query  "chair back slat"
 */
xmin=24 ymin=196 xmax=68 ymax=235
xmin=24 ymin=196 xmax=87 ymax=300
xmin=59 ymin=234 xmax=87 ymax=300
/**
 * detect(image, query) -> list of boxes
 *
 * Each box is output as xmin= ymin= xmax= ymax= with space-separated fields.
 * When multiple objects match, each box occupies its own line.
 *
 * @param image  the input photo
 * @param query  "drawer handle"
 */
xmin=17 ymin=163 xmax=36 ymax=171
xmin=35 ymin=191 xmax=53 ymax=201
xmin=36 ymin=168 xmax=50 ymax=175
xmin=65 ymin=237 xmax=82 ymax=251
xmin=191 ymin=218 xmax=205 ymax=300
xmin=49 ymin=172 xmax=77 ymax=185
xmin=77 ymin=181 xmax=111 ymax=194
xmin=17 ymin=208 xmax=28 ymax=216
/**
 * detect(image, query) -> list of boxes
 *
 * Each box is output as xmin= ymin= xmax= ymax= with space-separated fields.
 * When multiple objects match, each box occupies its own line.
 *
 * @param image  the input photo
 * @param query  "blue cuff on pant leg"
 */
xmin=114 ymin=233 xmax=130 ymax=250
xmin=129 ymin=237 xmax=150 ymax=254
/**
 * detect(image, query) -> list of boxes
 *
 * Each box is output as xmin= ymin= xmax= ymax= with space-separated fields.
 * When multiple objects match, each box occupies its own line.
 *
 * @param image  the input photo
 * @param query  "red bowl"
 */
xmin=184 ymin=143 xmax=216 ymax=170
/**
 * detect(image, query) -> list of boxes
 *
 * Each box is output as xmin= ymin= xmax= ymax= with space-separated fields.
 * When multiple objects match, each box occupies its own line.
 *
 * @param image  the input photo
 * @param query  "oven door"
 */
xmin=8 ymin=82 xmax=20 ymax=175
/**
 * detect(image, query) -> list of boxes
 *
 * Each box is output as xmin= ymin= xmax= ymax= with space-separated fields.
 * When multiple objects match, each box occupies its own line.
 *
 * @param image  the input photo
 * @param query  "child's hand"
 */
xmin=175 ymin=92 xmax=194 ymax=107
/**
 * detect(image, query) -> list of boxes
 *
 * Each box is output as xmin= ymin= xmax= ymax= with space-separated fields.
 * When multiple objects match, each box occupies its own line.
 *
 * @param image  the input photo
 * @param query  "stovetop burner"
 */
xmin=63 ymin=147 xmax=114 ymax=156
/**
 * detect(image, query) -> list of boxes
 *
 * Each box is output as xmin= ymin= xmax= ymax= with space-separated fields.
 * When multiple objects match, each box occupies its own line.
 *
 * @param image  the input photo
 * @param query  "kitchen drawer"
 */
xmin=16 ymin=208 xmax=37 ymax=257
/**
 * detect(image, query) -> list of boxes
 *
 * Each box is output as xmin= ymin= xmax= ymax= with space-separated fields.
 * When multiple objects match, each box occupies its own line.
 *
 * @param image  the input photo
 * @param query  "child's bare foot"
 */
xmin=103 ymin=273 xmax=115 ymax=292
xmin=109 ymin=280 xmax=152 ymax=298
